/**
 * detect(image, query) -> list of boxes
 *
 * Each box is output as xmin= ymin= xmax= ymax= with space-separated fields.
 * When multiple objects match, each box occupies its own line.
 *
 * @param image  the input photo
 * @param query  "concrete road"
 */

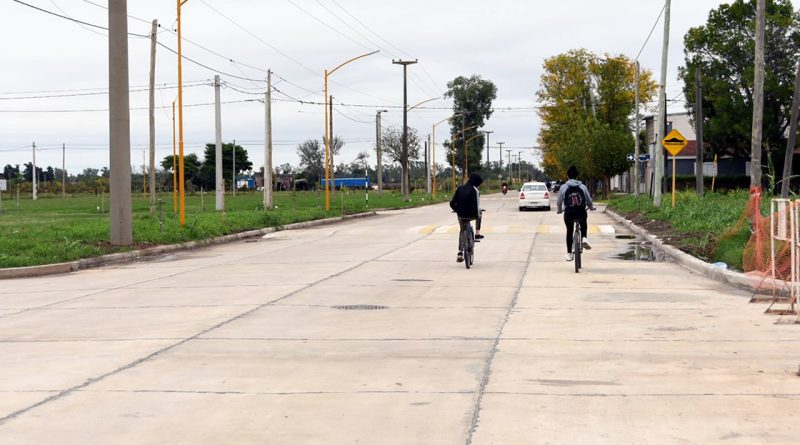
xmin=1 ymin=194 xmax=799 ymax=444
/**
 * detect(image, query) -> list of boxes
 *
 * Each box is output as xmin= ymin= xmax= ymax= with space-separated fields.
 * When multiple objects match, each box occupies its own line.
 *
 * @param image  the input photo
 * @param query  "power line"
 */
xmin=0 ymin=99 xmax=259 ymax=113
xmin=11 ymin=0 xmax=149 ymax=38
xmin=634 ymin=4 xmax=666 ymax=63
xmin=0 ymin=82 xmax=209 ymax=101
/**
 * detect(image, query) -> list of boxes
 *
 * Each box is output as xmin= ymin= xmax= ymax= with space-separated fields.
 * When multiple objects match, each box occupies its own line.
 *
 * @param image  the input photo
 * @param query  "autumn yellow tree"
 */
xmin=537 ymin=49 xmax=657 ymax=196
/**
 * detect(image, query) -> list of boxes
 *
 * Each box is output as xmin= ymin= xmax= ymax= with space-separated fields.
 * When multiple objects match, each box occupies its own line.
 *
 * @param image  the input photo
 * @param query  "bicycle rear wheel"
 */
xmin=573 ymin=228 xmax=581 ymax=273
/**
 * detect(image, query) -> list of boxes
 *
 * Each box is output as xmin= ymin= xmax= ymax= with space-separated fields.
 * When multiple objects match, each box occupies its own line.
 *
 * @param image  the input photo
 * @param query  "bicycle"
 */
xmin=459 ymin=218 xmax=475 ymax=269
xmin=570 ymin=217 xmax=582 ymax=273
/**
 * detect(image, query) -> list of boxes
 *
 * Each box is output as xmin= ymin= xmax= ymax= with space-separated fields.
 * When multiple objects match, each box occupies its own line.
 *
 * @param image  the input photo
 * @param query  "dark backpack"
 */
xmin=563 ymin=185 xmax=585 ymax=212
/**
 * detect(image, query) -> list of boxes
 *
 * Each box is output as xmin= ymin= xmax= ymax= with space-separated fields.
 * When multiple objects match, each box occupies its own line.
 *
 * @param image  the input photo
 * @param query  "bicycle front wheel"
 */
xmin=573 ymin=230 xmax=581 ymax=273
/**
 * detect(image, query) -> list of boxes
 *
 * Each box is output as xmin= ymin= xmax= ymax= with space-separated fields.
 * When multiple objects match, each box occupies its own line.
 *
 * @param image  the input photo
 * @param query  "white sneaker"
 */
xmin=564 ymin=253 xmax=574 ymax=261
xmin=582 ymin=237 xmax=592 ymax=250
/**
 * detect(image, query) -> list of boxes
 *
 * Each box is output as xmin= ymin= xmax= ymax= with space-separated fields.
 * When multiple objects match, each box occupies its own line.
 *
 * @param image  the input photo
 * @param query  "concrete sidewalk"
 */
xmin=0 ymin=194 xmax=798 ymax=444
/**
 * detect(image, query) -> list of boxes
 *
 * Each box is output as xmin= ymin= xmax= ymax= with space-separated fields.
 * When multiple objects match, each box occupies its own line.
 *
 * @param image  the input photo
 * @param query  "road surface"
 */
xmin=1 ymin=193 xmax=798 ymax=444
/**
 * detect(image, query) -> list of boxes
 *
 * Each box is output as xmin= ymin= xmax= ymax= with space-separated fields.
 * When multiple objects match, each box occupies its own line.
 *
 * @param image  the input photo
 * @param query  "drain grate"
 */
xmin=392 ymin=278 xmax=433 ymax=282
xmin=332 ymin=304 xmax=389 ymax=311
xmin=615 ymin=234 xmax=636 ymax=239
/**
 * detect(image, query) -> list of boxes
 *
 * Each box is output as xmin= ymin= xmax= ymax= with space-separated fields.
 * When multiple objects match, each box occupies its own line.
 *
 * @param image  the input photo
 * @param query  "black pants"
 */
xmin=564 ymin=211 xmax=587 ymax=253
xmin=457 ymin=215 xmax=481 ymax=251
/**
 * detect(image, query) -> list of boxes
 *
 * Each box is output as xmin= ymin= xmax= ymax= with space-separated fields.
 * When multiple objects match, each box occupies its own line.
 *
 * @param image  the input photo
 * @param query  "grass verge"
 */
xmin=607 ymin=190 xmax=763 ymax=270
xmin=0 ymin=189 xmax=454 ymax=268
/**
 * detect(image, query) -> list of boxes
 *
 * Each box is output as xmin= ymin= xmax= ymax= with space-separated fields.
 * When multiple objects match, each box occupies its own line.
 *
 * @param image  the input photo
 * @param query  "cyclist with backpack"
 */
xmin=450 ymin=173 xmax=484 ymax=263
xmin=556 ymin=165 xmax=595 ymax=261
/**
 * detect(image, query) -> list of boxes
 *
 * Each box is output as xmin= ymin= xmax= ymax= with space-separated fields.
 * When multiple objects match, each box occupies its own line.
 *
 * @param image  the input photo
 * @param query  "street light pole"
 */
xmin=392 ymin=59 xmax=417 ymax=200
xmin=324 ymin=50 xmax=380 ymax=210
xmin=177 ymin=0 xmax=189 ymax=226
xmin=375 ymin=110 xmax=387 ymax=195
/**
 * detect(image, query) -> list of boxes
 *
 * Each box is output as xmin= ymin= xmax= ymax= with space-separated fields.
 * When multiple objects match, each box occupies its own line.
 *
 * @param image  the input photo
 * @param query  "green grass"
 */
xmin=0 ymin=189 xmax=454 ymax=268
xmin=608 ymin=190 xmax=763 ymax=270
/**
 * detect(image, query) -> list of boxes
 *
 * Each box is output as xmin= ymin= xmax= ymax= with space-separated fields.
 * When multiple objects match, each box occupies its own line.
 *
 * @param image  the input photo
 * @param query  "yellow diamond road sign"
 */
xmin=662 ymin=129 xmax=688 ymax=156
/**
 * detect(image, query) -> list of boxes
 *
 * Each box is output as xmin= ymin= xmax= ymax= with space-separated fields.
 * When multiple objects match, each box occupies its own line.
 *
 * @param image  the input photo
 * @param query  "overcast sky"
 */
xmin=1 ymin=0 xmax=738 ymax=175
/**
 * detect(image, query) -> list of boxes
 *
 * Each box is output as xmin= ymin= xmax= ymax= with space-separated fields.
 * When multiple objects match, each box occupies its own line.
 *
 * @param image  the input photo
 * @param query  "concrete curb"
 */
xmin=1 ymin=211 xmax=377 ymax=280
xmin=603 ymin=207 xmax=774 ymax=292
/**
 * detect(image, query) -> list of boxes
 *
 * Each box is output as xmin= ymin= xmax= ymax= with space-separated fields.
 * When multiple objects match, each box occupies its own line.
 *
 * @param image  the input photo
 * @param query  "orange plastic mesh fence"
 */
xmin=721 ymin=188 xmax=793 ymax=283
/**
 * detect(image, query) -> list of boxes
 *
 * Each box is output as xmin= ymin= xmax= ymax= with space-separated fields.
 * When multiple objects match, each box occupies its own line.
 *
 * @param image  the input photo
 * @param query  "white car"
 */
xmin=518 ymin=182 xmax=551 ymax=211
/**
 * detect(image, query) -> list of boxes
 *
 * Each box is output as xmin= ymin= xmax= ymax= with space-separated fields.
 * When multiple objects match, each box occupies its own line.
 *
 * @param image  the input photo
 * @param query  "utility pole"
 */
xmin=148 ymin=19 xmax=157 ymax=215
xmin=214 ymin=75 xmax=224 ymax=211
xmin=518 ymin=151 xmax=523 ymax=183
xmin=143 ymin=150 xmax=147 ymax=195
xmin=695 ymin=66 xmax=704 ymax=196
xmin=750 ymin=0 xmax=766 ymax=189
xmin=484 ymin=130 xmax=493 ymax=167
xmin=265 ymin=69 xmax=273 ymax=209
xmin=654 ymin=0 xmax=671 ymax=207
xmin=62 ymin=142 xmax=66 ymax=198
xmin=425 ymin=136 xmax=431 ymax=194
xmin=498 ymin=141 xmax=504 ymax=170
xmin=375 ymin=110 xmax=387 ymax=195
xmin=506 ymin=149 xmax=511 ymax=183
xmin=177 ymin=0 xmax=188 ymax=227
xmin=31 ymin=142 xmax=36 ymax=200
xmin=109 ymin=0 xmax=132 ymax=244
xmin=781 ymin=61 xmax=800 ymax=198
xmin=232 ymin=138 xmax=236 ymax=196
xmin=392 ymin=59 xmax=417 ymax=200
xmin=634 ymin=61 xmax=641 ymax=196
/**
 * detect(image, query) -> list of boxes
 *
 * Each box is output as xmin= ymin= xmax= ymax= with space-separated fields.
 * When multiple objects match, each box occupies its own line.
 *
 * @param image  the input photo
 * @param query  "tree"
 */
xmin=536 ymin=49 xmax=657 ymax=196
xmin=679 ymin=0 xmax=800 ymax=160
xmin=444 ymin=75 xmax=498 ymax=177
xmin=296 ymin=137 xmax=343 ymax=182
xmin=199 ymin=142 xmax=252 ymax=190
xmin=3 ymin=164 xmax=20 ymax=181
xmin=381 ymin=126 xmax=421 ymax=166
xmin=162 ymin=154 xmax=202 ymax=188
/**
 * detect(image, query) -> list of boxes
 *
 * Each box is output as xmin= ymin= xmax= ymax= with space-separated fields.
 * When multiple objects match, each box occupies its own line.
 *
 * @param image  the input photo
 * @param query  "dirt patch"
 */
xmin=91 ymin=240 xmax=161 ymax=255
xmin=622 ymin=210 xmax=715 ymax=261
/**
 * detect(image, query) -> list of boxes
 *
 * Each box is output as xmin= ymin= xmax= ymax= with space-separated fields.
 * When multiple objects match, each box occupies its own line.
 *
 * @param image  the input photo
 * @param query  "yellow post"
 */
xmin=324 ymin=71 xmax=330 ymax=211
xmin=177 ymin=0 xmax=188 ymax=226
xmin=172 ymin=100 xmax=177 ymax=212
xmin=712 ymin=154 xmax=718 ymax=192
xmin=671 ymin=156 xmax=677 ymax=208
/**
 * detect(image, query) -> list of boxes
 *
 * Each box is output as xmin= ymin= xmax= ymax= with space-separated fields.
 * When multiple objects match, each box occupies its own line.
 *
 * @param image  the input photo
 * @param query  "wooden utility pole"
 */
xmin=695 ymin=66 xmax=704 ymax=196
xmin=376 ymin=110 xmax=385 ymax=195
xmin=62 ymin=143 xmax=66 ymax=198
xmin=214 ymin=75 xmax=224 ymax=211
xmin=265 ymin=69 xmax=273 ymax=209
xmin=31 ymin=142 xmax=37 ymax=200
xmin=781 ymin=61 xmax=800 ymax=198
xmin=654 ymin=0 xmax=670 ymax=207
xmin=148 ymin=19 xmax=157 ymax=215
xmin=750 ymin=0 xmax=766 ymax=189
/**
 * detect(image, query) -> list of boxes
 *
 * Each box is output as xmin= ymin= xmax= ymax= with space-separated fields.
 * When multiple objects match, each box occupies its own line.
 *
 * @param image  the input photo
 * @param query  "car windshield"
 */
xmin=522 ymin=184 xmax=546 ymax=191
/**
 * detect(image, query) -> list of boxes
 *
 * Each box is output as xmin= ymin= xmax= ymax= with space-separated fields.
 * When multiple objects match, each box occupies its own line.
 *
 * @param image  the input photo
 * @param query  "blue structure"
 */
xmin=320 ymin=177 xmax=371 ymax=189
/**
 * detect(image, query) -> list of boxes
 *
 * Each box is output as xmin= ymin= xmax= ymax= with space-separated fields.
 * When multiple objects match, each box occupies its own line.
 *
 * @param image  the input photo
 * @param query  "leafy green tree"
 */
xmin=199 ymin=143 xmax=252 ymax=190
xmin=444 ymin=75 xmax=498 ymax=176
xmin=536 ymin=49 xmax=657 ymax=196
xmin=679 ymin=0 xmax=800 ymax=159
xmin=161 ymin=154 xmax=202 ymax=188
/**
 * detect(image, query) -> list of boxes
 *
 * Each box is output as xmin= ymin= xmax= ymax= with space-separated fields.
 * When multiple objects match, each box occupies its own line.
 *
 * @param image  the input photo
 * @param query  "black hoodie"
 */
xmin=449 ymin=174 xmax=483 ymax=218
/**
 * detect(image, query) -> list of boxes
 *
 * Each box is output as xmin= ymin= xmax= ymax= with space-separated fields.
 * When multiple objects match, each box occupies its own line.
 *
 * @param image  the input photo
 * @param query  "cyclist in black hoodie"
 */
xmin=450 ymin=173 xmax=484 ymax=263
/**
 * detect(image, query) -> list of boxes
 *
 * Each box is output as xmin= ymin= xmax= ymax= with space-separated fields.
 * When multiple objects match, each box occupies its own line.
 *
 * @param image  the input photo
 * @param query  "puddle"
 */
xmin=613 ymin=240 xmax=670 ymax=262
